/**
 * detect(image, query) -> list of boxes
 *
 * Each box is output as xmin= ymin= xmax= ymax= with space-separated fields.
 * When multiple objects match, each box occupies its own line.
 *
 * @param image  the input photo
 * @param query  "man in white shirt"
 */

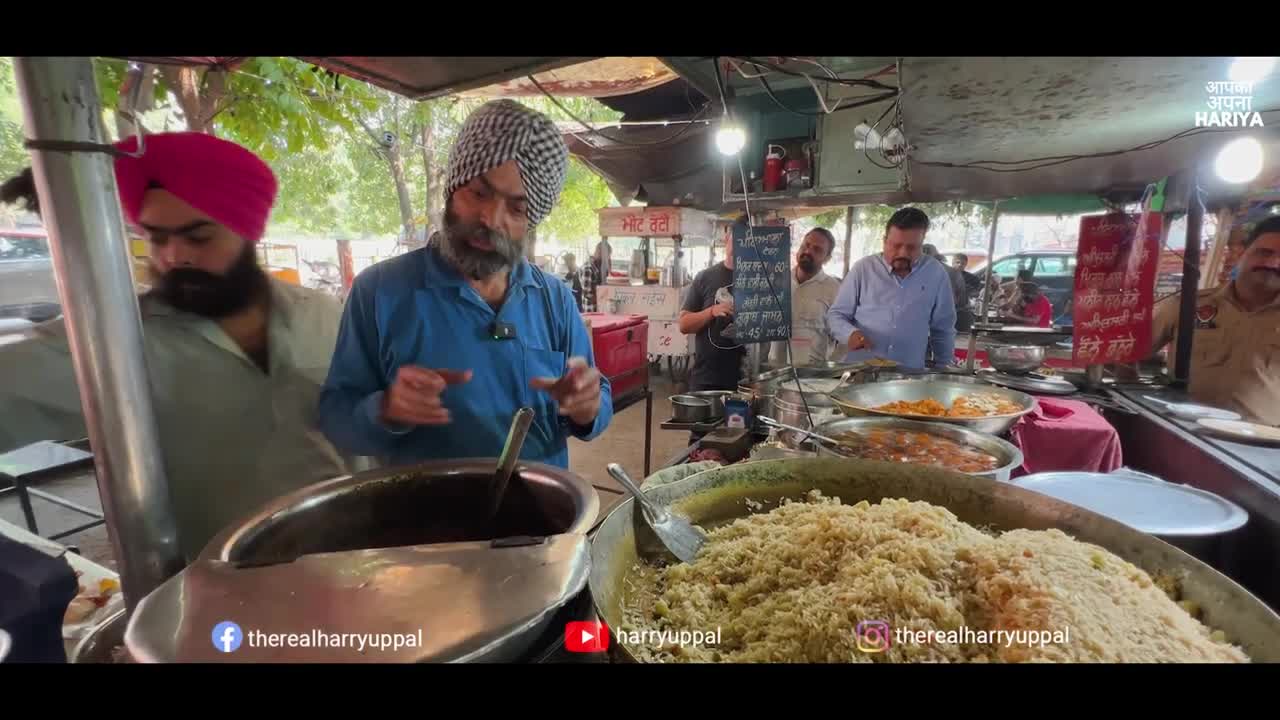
xmin=769 ymin=227 xmax=842 ymax=367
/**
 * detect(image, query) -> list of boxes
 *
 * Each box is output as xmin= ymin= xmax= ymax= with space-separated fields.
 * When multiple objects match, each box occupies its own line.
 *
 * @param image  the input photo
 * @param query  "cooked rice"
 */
xmin=618 ymin=492 xmax=1249 ymax=663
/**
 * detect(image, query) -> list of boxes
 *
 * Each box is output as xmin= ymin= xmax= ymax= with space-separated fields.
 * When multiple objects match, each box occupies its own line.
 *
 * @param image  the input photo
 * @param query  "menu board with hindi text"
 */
xmin=732 ymin=224 xmax=792 ymax=344
xmin=1072 ymin=212 xmax=1161 ymax=366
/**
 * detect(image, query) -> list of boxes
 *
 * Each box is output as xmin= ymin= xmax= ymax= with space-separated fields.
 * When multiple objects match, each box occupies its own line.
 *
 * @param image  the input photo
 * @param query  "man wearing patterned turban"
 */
xmin=320 ymin=100 xmax=613 ymax=468
xmin=0 ymin=132 xmax=360 ymax=560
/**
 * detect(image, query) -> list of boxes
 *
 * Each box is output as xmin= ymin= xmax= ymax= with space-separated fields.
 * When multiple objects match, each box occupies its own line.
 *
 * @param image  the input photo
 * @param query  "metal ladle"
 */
xmin=757 ymin=415 xmax=842 ymax=447
xmin=486 ymin=407 xmax=535 ymax=522
xmin=607 ymin=463 xmax=706 ymax=564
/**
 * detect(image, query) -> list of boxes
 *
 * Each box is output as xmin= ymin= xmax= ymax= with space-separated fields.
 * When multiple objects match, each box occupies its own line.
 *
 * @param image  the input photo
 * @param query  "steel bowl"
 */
xmin=988 ymin=344 xmax=1046 ymax=375
xmin=830 ymin=379 xmax=1037 ymax=435
xmin=670 ymin=395 xmax=714 ymax=423
xmin=807 ymin=416 xmax=1024 ymax=483
xmin=685 ymin=390 xmax=732 ymax=418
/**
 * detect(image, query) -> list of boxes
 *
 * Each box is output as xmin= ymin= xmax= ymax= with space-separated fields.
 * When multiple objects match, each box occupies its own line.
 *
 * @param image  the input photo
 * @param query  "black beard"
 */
xmin=154 ymin=244 xmax=268 ymax=318
xmin=797 ymin=255 xmax=817 ymax=273
xmin=439 ymin=208 xmax=524 ymax=280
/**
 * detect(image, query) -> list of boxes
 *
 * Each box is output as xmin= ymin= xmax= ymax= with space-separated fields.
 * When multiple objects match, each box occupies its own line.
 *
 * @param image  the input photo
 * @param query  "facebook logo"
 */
xmin=212 ymin=621 xmax=243 ymax=653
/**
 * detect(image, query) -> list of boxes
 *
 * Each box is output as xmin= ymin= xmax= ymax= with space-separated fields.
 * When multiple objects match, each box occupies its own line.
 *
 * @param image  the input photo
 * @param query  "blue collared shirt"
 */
xmin=826 ymin=254 xmax=957 ymax=370
xmin=318 ymin=247 xmax=613 ymax=468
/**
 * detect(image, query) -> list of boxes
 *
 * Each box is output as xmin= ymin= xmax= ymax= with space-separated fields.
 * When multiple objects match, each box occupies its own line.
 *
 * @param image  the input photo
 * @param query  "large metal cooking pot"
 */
xmin=831 ymin=379 xmax=1037 ymax=435
xmin=807 ymin=417 xmax=1024 ymax=483
xmin=107 ymin=460 xmax=598 ymax=663
xmin=771 ymin=398 xmax=842 ymax=442
xmin=768 ymin=377 xmax=846 ymax=443
xmin=737 ymin=366 xmax=794 ymax=416
xmin=588 ymin=457 xmax=1280 ymax=663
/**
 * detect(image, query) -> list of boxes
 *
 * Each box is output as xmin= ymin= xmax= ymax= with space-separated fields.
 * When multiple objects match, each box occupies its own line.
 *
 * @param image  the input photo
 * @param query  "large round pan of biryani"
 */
xmin=587 ymin=457 xmax=1280 ymax=663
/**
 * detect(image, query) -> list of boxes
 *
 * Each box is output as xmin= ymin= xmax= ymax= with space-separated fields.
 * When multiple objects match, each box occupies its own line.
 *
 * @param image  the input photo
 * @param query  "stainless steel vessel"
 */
xmin=588 ymin=458 xmax=1280 ymax=663
xmin=670 ymin=395 xmax=713 ymax=423
xmin=988 ymin=344 xmax=1047 ymax=375
xmin=105 ymin=460 xmax=599 ymax=663
xmin=831 ymin=379 xmax=1037 ymax=435
xmin=769 ymin=377 xmax=846 ymax=444
xmin=806 ymin=417 xmax=1024 ymax=483
xmin=685 ymin=390 xmax=733 ymax=418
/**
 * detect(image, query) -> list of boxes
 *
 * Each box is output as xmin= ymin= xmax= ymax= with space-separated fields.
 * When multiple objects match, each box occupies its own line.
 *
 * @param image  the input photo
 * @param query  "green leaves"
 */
xmin=0 ymin=56 xmax=627 ymax=247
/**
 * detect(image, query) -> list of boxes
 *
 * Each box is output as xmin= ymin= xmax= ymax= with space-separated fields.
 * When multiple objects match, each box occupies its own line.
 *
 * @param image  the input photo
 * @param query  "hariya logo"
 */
xmin=1197 ymin=81 xmax=1265 ymax=128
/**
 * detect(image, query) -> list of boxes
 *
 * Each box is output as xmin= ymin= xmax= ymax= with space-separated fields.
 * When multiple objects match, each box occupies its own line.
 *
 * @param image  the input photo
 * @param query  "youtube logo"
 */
xmin=564 ymin=621 xmax=610 ymax=653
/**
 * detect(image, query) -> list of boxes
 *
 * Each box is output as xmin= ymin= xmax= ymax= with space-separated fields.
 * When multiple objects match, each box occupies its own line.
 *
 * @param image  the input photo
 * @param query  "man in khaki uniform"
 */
xmin=769 ymin=227 xmax=842 ymax=366
xmin=1150 ymin=215 xmax=1280 ymax=425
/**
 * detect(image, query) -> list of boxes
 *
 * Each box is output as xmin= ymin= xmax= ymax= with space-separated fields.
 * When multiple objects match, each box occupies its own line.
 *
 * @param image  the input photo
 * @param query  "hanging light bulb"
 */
xmin=715 ymin=123 xmax=746 ymax=156
xmin=1215 ymin=137 xmax=1264 ymax=184
xmin=1229 ymin=57 xmax=1276 ymax=84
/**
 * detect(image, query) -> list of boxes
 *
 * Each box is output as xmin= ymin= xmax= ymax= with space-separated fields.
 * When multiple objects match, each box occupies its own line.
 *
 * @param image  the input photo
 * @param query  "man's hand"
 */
xmin=530 ymin=356 xmax=601 ymax=427
xmin=709 ymin=302 xmax=734 ymax=319
xmin=382 ymin=366 xmax=473 ymax=426
xmin=848 ymin=330 xmax=871 ymax=351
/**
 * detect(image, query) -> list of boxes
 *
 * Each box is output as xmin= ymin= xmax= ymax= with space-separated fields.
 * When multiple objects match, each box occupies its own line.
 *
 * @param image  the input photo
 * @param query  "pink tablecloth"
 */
xmin=1010 ymin=397 xmax=1123 ymax=478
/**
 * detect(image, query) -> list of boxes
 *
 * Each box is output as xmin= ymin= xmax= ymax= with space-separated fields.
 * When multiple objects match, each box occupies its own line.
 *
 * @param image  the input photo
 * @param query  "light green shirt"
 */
xmin=0 ymin=279 xmax=363 ymax=561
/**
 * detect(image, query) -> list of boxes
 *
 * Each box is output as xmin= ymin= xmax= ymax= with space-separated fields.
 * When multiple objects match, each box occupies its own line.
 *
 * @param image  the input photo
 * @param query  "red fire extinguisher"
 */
xmin=763 ymin=144 xmax=786 ymax=193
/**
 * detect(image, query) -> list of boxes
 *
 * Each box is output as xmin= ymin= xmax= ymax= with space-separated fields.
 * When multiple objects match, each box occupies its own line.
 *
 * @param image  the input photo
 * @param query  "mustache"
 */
xmin=163 ymin=266 xmax=237 ymax=290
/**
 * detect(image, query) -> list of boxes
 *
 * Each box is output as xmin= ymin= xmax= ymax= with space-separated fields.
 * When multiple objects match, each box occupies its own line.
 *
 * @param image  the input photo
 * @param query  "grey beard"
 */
xmin=439 ymin=226 xmax=523 ymax=280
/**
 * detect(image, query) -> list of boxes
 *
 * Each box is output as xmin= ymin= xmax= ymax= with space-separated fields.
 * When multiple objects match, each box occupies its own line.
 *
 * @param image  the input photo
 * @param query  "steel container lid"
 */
xmin=1011 ymin=471 xmax=1248 ymax=537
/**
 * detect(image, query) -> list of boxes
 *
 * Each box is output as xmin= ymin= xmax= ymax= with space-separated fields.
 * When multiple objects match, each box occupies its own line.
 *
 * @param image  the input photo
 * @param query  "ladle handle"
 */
xmin=489 ymin=407 xmax=535 ymax=519
xmin=757 ymin=415 xmax=836 ymax=446
xmin=607 ymin=463 xmax=667 ymax=523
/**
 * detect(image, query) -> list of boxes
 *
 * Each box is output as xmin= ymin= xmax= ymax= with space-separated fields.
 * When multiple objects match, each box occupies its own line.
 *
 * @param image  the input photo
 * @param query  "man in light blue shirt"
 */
xmin=826 ymin=207 xmax=957 ymax=370
xmin=318 ymin=101 xmax=612 ymax=468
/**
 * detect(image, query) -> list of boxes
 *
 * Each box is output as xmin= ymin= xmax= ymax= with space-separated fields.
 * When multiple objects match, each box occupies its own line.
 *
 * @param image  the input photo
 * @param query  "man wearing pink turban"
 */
xmin=0 ymin=133 xmax=361 ymax=560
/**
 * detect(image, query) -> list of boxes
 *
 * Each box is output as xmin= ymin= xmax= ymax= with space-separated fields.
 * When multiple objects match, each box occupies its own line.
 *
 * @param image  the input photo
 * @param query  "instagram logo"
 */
xmin=856 ymin=620 xmax=892 ymax=653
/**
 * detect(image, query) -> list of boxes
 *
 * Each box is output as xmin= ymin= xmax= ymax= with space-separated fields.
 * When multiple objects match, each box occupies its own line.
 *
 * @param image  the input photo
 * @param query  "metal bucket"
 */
xmin=770 ymin=396 xmax=843 ymax=445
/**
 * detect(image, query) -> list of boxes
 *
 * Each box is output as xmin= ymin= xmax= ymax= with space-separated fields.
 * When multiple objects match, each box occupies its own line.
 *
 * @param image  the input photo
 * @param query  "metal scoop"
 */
xmin=607 ymin=463 xmax=706 ymax=564
xmin=758 ymin=415 xmax=842 ymax=447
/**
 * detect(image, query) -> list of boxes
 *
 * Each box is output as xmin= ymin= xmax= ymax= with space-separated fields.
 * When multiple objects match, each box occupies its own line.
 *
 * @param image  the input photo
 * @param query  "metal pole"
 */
xmin=14 ymin=57 xmax=183 ymax=612
xmin=1172 ymin=175 xmax=1204 ymax=389
xmin=842 ymin=206 xmax=855 ymax=277
xmin=966 ymin=201 xmax=1001 ymax=372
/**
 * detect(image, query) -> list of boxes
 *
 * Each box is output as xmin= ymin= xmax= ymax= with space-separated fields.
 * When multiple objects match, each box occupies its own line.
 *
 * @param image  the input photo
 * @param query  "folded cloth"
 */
xmin=1010 ymin=396 xmax=1123 ymax=477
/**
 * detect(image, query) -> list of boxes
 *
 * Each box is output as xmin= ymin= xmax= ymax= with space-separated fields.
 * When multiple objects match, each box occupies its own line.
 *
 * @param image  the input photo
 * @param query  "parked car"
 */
xmin=974 ymin=249 xmax=1077 ymax=326
xmin=0 ymin=229 xmax=61 ymax=323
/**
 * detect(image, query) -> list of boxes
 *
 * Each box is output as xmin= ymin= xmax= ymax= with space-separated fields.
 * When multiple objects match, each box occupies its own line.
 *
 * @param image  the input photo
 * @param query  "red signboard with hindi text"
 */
xmin=1071 ymin=212 xmax=1161 ymax=366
